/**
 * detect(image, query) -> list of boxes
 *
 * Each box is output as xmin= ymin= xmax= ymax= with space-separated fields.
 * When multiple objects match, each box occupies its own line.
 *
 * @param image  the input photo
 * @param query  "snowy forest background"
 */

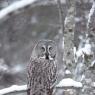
xmin=0 ymin=0 xmax=95 ymax=95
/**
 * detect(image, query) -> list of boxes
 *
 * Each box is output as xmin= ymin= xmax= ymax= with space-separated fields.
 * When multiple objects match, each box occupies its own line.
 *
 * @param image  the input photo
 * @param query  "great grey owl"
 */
xmin=27 ymin=40 xmax=57 ymax=95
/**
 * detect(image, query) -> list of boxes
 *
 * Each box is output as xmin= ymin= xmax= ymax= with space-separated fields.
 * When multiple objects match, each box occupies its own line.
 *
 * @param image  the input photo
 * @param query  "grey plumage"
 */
xmin=27 ymin=40 xmax=57 ymax=95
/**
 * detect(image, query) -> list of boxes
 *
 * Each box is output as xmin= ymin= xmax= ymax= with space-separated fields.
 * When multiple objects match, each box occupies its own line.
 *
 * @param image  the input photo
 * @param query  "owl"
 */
xmin=27 ymin=40 xmax=57 ymax=95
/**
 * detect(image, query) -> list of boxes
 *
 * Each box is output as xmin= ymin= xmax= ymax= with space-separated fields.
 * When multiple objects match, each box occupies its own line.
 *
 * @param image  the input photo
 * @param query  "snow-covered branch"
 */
xmin=56 ymin=78 xmax=83 ymax=88
xmin=0 ymin=85 xmax=27 ymax=95
xmin=74 ymin=35 xmax=93 ymax=63
xmin=0 ymin=0 xmax=66 ymax=20
xmin=0 ymin=0 xmax=36 ymax=20
xmin=87 ymin=0 xmax=95 ymax=29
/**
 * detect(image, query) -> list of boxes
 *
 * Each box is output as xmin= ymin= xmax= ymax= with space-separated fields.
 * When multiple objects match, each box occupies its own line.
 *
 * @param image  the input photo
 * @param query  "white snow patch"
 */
xmin=90 ymin=60 xmax=95 ymax=67
xmin=65 ymin=69 xmax=71 ymax=75
xmin=82 ymin=43 xmax=92 ymax=55
xmin=81 ymin=74 xmax=85 ymax=81
xmin=91 ymin=82 xmax=95 ymax=87
xmin=75 ymin=17 xmax=82 ymax=22
xmin=75 ymin=42 xmax=93 ymax=59
xmin=56 ymin=78 xmax=83 ymax=88
xmin=62 ymin=37 xmax=64 ymax=49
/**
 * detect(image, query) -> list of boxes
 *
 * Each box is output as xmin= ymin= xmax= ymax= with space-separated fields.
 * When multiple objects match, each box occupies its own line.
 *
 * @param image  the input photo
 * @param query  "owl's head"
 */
xmin=32 ymin=40 xmax=57 ymax=60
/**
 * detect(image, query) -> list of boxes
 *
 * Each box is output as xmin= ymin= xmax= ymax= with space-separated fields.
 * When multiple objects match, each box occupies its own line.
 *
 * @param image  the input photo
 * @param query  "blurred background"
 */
xmin=0 ymin=0 xmax=95 ymax=95
xmin=0 ymin=0 xmax=64 ymax=90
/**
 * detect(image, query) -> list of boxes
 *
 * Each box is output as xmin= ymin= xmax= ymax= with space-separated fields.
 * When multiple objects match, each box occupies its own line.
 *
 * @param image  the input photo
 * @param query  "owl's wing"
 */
xmin=27 ymin=58 xmax=35 ymax=89
xmin=27 ymin=58 xmax=39 ymax=89
xmin=50 ymin=60 xmax=57 ymax=88
xmin=27 ymin=63 xmax=31 ymax=90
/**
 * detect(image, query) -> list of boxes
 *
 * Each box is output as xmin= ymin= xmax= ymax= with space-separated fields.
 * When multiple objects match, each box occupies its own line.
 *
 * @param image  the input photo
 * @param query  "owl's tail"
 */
xmin=27 ymin=88 xmax=30 ymax=95
xmin=47 ymin=88 xmax=53 ymax=95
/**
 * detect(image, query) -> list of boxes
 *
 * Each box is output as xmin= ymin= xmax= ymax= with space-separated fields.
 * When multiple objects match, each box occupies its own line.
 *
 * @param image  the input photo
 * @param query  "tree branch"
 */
xmin=87 ymin=0 xmax=95 ymax=30
xmin=57 ymin=0 xmax=65 ymax=33
xmin=0 ymin=0 xmax=66 ymax=20
xmin=0 ymin=85 xmax=27 ymax=95
xmin=0 ymin=0 xmax=36 ymax=20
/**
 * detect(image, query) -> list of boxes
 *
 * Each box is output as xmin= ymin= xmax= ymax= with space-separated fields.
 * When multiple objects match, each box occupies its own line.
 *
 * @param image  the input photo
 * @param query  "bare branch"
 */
xmin=57 ymin=0 xmax=65 ymax=33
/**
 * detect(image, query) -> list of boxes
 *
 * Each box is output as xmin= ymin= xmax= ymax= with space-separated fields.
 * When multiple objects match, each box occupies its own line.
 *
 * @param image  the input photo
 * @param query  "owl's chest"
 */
xmin=33 ymin=60 xmax=55 ymax=73
xmin=30 ymin=59 xmax=56 ymax=80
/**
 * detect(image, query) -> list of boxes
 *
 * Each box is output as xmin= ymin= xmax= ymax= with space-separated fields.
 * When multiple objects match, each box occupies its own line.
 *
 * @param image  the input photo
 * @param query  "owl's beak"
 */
xmin=45 ymin=52 xmax=49 ymax=60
